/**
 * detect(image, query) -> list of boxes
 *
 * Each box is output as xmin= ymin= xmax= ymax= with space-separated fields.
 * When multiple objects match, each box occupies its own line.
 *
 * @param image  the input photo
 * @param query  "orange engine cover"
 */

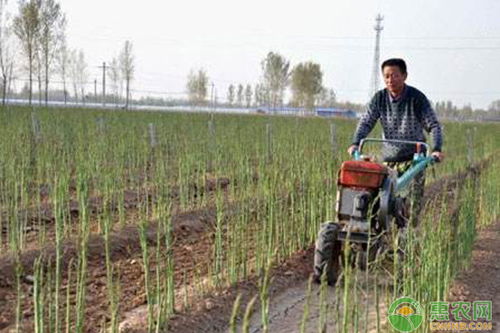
xmin=339 ymin=160 xmax=388 ymax=189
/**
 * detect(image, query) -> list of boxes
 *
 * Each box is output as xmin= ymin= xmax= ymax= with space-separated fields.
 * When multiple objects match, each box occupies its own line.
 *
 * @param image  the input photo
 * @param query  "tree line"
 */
xmin=3 ymin=1 xmax=499 ymax=119
xmin=185 ymin=53 xmax=500 ymax=120
xmin=434 ymin=99 xmax=500 ymax=121
xmin=1 ymin=0 xmax=135 ymax=108
xmin=186 ymin=51 xmax=337 ymax=110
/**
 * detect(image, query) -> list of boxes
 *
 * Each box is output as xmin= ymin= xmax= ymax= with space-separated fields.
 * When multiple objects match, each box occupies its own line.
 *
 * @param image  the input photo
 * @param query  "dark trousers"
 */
xmin=385 ymin=160 xmax=425 ymax=227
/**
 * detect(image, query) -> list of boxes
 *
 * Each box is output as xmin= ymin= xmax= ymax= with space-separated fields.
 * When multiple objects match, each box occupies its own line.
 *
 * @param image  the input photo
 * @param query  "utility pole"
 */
xmin=210 ymin=82 xmax=215 ymax=112
xmin=94 ymin=79 xmax=97 ymax=104
xmin=370 ymin=14 xmax=384 ymax=99
xmin=98 ymin=62 xmax=107 ymax=107
xmin=214 ymin=87 xmax=217 ymax=113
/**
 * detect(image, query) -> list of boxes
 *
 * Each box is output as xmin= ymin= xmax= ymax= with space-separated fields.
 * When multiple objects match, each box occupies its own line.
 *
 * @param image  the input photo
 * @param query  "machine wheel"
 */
xmin=353 ymin=244 xmax=379 ymax=271
xmin=394 ymin=196 xmax=410 ymax=229
xmin=313 ymin=222 xmax=341 ymax=285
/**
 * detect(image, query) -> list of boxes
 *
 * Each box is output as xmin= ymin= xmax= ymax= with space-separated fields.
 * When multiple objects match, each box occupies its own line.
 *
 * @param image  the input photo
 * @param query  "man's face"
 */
xmin=382 ymin=66 xmax=407 ymax=96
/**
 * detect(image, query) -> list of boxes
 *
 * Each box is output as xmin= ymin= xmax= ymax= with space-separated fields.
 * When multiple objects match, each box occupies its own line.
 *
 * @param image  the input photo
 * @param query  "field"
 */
xmin=0 ymin=106 xmax=499 ymax=332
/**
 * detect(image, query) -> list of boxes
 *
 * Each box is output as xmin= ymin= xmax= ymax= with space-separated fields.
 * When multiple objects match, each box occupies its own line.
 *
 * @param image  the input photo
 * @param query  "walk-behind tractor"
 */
xmin=313 ymin=138 xmax=440 ymax=285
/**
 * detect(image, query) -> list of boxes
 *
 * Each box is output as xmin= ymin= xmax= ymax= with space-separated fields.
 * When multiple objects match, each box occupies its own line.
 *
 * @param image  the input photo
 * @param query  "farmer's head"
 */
xmin=381 ymin=58 xmax=407 ymax=96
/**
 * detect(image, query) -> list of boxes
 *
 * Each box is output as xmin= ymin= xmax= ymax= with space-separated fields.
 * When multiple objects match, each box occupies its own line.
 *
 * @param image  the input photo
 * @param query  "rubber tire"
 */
xmin=313 ymin=222 xmax=341 ymax=286
xmin=354 ymin=236 xmax=385 ymax=271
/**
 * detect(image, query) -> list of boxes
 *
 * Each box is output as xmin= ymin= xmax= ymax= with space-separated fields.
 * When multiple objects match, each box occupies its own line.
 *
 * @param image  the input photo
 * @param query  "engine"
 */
xmin=336 ymin=160 xmax=389 ymax=226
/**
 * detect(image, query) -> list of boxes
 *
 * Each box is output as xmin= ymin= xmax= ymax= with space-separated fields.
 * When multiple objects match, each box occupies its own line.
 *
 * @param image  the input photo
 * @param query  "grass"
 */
xmin=0 ymin=105 xmax=498 ymax=331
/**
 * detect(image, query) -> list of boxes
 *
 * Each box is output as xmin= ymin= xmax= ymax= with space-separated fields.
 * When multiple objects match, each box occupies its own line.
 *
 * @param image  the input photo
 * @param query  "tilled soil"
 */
xmin=0 ymin=176 xmax=231 ymax=254
xmin=0 ymin=206 xmax=217 ymax=332
xmin=236 ymin=220 xmax=500 ymax=333
xmin=165 ymin=248 xmax=315 ymax=333
xmin=447 ymin=220 xmax=500 ymax=332
xmin=165 ymin=162 xmax=495 ymax=333
xmin=0 ymin=161 xmax=495 ymax=332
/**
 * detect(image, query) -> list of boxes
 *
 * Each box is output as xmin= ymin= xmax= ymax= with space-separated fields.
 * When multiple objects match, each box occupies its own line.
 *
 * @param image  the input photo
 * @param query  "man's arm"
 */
xmin=421 ymin=100 xmax=443 ymax=153
xmin=352 ymin=103 xmax=380 ymax=147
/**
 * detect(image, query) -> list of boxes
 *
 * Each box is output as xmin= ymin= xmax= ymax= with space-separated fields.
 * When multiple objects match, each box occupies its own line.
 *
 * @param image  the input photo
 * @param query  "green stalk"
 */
xmin=242 ymin=295 xmax=257 ymax=333
xmin=65 ymin=259 xmax=73 ymax=333
xmin=318 ymin=271 xmax=328 ymax=333
xmin=139 ymin=217 xmax=153 ymax=332
xmin=299 ymin=275 xmax=313 ymax=333
xmin=33 ymin=257 xmax=43 ymax=333
xmin=213 ymin=190 xmax=224 ymax=287
xmin=229 ymin=294 xmax=242 ymax=333
xmin=75 ymin=171 xmax=89 ymax=333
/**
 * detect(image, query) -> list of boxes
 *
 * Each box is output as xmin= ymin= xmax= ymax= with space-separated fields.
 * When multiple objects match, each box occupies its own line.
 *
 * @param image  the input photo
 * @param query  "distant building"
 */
xmin=254 ymin=106 xmax=358 ymax=118
xmin=316 ymin=108 xmax=357 ymax=119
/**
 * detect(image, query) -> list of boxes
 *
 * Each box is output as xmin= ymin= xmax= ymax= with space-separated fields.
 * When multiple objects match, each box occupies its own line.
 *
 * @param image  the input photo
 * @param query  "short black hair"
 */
xmin=381 ymin=58 xmax=407 ymax=74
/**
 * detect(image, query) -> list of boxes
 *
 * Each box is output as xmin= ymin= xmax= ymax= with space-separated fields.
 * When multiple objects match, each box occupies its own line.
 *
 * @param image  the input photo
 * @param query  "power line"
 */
xmin=69 ymin=31 xmax=500 ymax=42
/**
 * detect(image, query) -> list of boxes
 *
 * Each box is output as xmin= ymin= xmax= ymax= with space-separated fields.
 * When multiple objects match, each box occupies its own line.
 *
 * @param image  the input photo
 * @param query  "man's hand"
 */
xmin=431 ymin=151 xmax=444 ymax=162
xmin=347 ymin=145 xmax=359 ymax=156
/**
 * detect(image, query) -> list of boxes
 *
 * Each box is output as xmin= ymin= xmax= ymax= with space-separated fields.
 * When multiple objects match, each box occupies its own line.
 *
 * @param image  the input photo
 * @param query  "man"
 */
xmin=348 ymin=58 xmax=444 ymax=225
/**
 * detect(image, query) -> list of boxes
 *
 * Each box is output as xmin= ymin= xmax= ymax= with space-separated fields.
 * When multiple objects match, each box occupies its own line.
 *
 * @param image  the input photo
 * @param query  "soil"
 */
xmin=0 ymin=205 xmax=218 ymax=332
xmin=163 ymin=161 xmax=497 ymax=333
xmin=0 ymin=176 xmax=230 ymax=252
xmin=225 ymin=220 xmax=500 ymax=333
xmin=0 ymin=161 xmax=496 ymax=333
xmin=165 ymin=248 xmax=315 ymax=333
xmin=447 ymin=220 xmax=500 ymax=332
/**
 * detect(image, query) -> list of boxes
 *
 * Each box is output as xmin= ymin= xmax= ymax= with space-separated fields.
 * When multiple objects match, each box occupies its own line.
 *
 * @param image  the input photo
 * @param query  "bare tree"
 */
xmin=35 ymin=43 xmax=42 ymax=104
xmin=57 ymin=38 xmax=69 ymax=104
xmin=108 ymin=56 xmax=120 ymax=106
xmin=69 ymin=48 xmax=77 ymax=101
xmin=39 ymin=0 xmax=66 ymax=106
xmin=13 ymin=0 xmax=40 ymax=105
xmin=236 ymin=83 xmax=244 ymax=107
xmin=227 ymin=84 xmax=235 ymax=105
xmin=119 ymin=40 xmax=134 ymax=109
xmin=0 ymin=0 xmax=15 ymax=105
xmin=254 ymin=83 xmax=269 ymax=107
xmin=186 ymin=68 xmax=208 ymax=105
xmin=254 ymin=83 xmax=261 ymax=106
xmin=76 ymin=50 xmax=88 ymax=104
xmin=69 ymin=49 xmax=87 ymax=104
xmin=245 ymin=84 xmax=252 ymax=108
xmin=261 ymin=51 xmax=290 ymax=109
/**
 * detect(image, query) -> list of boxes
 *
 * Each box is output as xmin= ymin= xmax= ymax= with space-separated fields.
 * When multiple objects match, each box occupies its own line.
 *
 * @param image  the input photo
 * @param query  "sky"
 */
xmin=12 ymin=0 xmax=500 ymax=109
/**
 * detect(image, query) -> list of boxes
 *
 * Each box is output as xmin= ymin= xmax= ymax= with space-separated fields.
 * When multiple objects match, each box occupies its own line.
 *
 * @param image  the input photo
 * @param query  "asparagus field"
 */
xmin=0 ymin=106 xmax=498 ymax=332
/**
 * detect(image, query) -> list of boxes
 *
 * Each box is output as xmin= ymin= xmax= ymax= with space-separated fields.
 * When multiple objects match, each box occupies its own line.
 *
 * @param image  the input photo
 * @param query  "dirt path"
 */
xmin=241 ymin=222 xmax=500 ymax=333
xmin=238 ymin=171 xmax=498 ymax=333
xmin=448 ymin=220 xmax=500 ymax=332
xmin=166 ymin=162 xmax=494 ymax=333
xmin=237 ymin=269 xmax=380 ymax=333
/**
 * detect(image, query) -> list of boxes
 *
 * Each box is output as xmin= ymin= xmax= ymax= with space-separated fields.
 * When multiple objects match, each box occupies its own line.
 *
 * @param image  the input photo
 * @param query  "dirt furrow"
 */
xmin=447 ymin=220 xmax=500 ymax=332
xmin=166 ymin=161 xmax=489 ymax=333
